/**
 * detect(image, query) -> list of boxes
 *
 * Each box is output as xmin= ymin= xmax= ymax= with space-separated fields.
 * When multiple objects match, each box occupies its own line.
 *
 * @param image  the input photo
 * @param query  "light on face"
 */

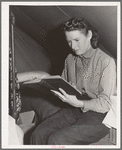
xmin=65 ymin=30 xmax=91 ymax=55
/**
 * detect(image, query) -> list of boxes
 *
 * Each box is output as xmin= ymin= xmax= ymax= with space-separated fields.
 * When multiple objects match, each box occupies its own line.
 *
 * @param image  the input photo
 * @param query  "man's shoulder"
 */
xmin=96 ymin=48 xmax=116 ymax=67
xmin=65 ymin=53 xmax=75 ymax=61
xmin=96 ymin=48 xmax=114 ymax=61
xmin=67 ymin=53 xmax=74 ymax=58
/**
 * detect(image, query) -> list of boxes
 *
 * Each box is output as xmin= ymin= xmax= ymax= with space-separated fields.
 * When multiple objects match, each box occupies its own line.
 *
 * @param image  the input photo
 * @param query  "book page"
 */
xmin=23 ymin=77 xmax=42 ymax=84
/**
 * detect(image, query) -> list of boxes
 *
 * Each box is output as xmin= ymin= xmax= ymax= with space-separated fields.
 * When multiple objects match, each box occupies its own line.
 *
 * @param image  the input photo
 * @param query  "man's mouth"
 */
xmin=74 ymin=49 xmax=80 ymax=53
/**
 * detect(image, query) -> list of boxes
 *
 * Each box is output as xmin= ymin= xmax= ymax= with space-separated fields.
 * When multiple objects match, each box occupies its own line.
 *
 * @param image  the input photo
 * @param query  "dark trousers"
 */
xmin=30 ymin=106 xmax=109 ymax=145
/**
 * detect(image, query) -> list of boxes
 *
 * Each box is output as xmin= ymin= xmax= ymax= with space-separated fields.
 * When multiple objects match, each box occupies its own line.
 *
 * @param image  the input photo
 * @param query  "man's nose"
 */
xmin=71 ymin=41 xmax=77 ymax=49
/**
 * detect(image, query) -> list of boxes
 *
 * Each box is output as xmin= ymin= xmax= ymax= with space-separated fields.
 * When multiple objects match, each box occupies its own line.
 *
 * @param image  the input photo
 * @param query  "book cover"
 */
xmin=23 ymin=75 xmax=90 ymax=100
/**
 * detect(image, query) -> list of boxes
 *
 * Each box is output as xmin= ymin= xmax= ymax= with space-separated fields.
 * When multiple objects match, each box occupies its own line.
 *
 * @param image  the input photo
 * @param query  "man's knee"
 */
xmin=47 ymin=132 xmax=65 ymax=145
xmin=30 ymin=129 xmax=41 ymax=144
xmin=30 ymin=127 xmax=46 ymax=145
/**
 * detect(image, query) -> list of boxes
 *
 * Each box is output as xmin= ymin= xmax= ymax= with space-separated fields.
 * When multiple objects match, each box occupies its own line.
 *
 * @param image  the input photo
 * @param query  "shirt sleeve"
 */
xmin=83 ymin=57 xmax=116 ymax=113
xmin=61 ymin=68 xmax=67 ymax=81
xmin=61 ymin=57 xmax=68 ymax=80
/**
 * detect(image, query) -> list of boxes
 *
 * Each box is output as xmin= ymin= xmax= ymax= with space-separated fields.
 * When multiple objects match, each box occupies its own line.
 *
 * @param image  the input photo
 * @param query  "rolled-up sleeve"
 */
xmin=83 ymin=58 xmax=116 ymax=113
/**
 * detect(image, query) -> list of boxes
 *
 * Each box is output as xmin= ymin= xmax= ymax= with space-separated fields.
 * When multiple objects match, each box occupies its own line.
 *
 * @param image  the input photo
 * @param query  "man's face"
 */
xmin=65 ymin=30 xmax=91 ymax=56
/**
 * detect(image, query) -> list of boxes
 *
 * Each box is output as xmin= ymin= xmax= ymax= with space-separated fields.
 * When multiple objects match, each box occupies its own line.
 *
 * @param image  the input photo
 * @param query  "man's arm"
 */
xmin=83 ymin=58 xmax=116 ymax=113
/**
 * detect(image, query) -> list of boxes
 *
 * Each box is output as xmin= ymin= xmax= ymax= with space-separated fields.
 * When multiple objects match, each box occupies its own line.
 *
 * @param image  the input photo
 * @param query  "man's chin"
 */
xmin=75 ymin=51 xmax=82 ymax=56
xmin=72 ymin=50 xmax=82 ymax=56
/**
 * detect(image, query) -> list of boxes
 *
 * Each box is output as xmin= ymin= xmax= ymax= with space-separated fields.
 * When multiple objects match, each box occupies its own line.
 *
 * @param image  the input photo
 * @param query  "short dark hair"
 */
xmin=62 ymin=17 xmax=99 ymax=49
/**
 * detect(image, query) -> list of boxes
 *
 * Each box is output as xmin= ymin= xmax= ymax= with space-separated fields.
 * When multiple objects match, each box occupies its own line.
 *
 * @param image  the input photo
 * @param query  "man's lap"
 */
xmin=20 ymin=86 xmax=64 ymax=122
xmin=31 ymin=107 xmax=109 ymax=145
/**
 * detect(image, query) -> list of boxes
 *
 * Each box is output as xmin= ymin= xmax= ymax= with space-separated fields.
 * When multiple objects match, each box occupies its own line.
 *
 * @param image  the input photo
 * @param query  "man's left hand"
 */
xmin=51 ymin=88 xmax=84 ymax=108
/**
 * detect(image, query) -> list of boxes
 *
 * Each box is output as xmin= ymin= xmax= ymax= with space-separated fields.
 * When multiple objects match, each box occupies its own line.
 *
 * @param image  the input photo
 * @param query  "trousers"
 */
xmin=30 ymin=105 xmax=109 ymax=145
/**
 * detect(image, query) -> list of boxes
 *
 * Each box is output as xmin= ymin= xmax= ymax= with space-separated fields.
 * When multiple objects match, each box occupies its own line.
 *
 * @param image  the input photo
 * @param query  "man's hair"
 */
xmin=62 ymin=17 xmax=99 ymax=49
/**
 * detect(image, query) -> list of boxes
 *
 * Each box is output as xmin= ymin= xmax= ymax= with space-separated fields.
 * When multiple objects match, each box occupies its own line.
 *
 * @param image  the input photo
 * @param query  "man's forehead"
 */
xmin=65 ymin=30 xmax=85 ymax=39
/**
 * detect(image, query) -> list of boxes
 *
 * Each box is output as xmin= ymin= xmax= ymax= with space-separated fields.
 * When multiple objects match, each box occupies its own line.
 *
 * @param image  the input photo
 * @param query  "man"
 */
xmin=30 ymin=17 xmax=116 ymax=145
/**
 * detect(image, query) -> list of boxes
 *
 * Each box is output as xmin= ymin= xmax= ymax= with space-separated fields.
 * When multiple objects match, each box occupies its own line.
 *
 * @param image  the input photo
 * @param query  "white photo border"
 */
xmin=1 ymin=1 xmax=121 ymax=149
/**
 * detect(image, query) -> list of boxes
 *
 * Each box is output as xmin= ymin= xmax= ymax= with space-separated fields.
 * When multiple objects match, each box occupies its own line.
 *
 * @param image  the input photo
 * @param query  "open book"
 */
xmin=23 ymin=75 xmax=84 ymax=99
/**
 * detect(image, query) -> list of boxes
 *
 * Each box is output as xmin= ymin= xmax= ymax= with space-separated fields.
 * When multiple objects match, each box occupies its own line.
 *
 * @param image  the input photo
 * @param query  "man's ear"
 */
xmin=87 ymin=30 xmax=92 ymax=39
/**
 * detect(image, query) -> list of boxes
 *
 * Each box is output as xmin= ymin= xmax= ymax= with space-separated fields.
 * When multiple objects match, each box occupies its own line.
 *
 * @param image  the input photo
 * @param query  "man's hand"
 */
xmin=51 ymin=88 xmax=84 ymax=108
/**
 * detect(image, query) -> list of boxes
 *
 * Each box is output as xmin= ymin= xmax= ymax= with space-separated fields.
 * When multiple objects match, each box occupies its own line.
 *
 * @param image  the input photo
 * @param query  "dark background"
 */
xmin=10 ymin=5 xmax=117 ymax=74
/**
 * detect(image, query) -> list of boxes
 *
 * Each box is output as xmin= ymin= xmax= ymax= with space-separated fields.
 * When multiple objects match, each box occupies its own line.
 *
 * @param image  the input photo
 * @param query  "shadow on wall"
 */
xmin=42 ymin=25 xmax=71 ymax=75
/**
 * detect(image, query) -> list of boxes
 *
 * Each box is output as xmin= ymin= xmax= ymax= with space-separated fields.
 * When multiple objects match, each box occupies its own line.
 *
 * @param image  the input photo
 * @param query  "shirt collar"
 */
xmin=80 ymin=46 xmax=95 ymax=59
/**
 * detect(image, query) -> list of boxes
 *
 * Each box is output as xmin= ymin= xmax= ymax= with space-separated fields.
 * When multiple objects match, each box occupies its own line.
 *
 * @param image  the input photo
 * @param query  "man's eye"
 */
xmin=75 ymin=39 xmax=79 ymax=42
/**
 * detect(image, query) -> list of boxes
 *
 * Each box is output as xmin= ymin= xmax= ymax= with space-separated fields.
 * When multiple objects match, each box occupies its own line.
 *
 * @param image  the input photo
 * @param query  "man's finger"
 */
xmin=51 ymin=90 xmax=62 ymax=96
xmin=59 ymin=88 xmax=68 ymax=96
xmin=51 ymin=90 xmax=66 ymax=101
